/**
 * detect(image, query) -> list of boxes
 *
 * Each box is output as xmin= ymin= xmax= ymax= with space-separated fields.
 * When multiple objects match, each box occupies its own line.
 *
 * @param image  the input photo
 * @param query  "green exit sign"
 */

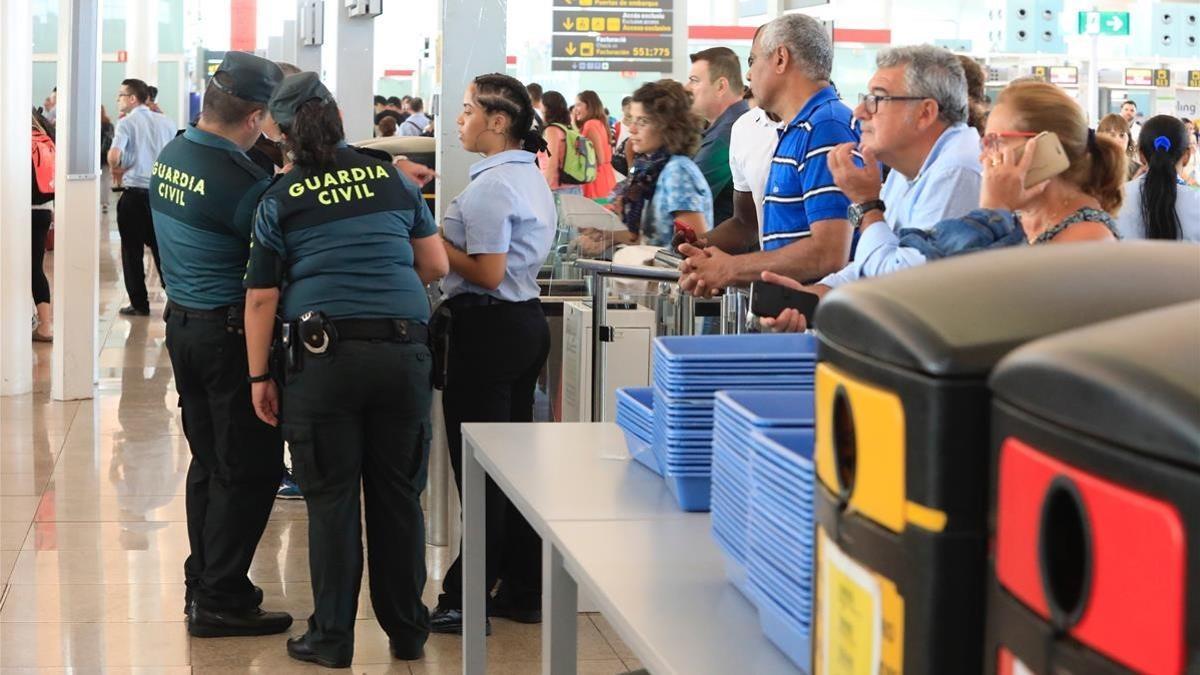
xmin=1078 ymin=11 xmax=1130 ymax=36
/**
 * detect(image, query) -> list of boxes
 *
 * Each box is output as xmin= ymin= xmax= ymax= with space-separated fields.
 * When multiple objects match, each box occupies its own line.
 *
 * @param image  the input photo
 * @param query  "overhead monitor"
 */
xmin=1125 ymin=68 xmax=1153 ymax=86
xmin=1050 ymin=66 xmax=1078 ymax=85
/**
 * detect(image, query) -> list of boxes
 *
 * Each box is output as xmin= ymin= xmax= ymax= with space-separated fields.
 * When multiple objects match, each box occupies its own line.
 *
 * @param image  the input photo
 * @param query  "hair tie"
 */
xmin=1153 ymin=135 xmax=1172 ymax=153
xmin=1087 ymin=128 xmax=1098 ymax=152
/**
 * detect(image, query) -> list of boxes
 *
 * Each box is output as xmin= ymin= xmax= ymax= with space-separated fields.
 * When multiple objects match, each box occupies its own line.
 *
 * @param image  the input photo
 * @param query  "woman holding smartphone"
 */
xmin=430 ymin=73 xmax=556 ymax=635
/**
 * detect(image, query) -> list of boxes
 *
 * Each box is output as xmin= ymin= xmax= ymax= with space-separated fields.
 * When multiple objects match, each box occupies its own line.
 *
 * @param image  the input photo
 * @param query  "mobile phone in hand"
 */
xmin=749 ymin=280 xmax=820 ymax=326
xmin=674 ymin=220 xmax=697 ymax=244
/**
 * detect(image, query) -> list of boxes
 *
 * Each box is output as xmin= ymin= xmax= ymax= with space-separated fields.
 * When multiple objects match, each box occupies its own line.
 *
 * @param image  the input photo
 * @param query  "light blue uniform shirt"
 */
xmin=820 ymin=123 xmax=982 ymax=288
xmin=1116 ymin=175 xmax=1200 ymax=242
xmin=441 ymin=150 xmax=556 ymax=303
xmin=112 ymin=105 xmax=177 ymax=188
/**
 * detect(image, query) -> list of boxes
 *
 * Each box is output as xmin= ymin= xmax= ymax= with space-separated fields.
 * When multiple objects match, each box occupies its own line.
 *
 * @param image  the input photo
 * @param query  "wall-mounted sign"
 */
xmin=1077 ymin=11 xmax=1130 ymax=36
xmin=1153 ymin=69 xmax=1171 ymax=88
xmin=1031 ymin=66 xmax=1049 ymax=82
xmin=551 ymin=0 xmax=673 ymax=72
xmin=1050 ymin=66 xmax=1078 ymax=85
xmin=1189 ymin=71 xmax=1200 ymax=88
xmin=1125 ymin=68 xmax=1153 ymax=86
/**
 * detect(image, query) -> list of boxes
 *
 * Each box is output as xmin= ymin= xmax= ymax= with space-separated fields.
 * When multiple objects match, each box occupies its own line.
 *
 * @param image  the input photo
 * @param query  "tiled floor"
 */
xmin=0 ymin=214 xmax=641 ymax=673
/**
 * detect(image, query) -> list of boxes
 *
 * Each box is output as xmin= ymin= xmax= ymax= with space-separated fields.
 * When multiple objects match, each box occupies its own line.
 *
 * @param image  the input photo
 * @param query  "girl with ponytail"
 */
xmin=1116 ymin=115 xmax=1200 ymax=241
xmin=429 ymin=73 xmax=557 ymax=634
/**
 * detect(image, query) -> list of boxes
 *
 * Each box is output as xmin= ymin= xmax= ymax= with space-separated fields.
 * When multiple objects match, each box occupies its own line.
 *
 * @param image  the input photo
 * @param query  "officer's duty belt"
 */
xmin=332 ymin=318 xmax=429 ymax=345
xmin=444 ymin=293 xmax=538 ymax=310
xmin=166 ymin=300 xmax=241 ymax=322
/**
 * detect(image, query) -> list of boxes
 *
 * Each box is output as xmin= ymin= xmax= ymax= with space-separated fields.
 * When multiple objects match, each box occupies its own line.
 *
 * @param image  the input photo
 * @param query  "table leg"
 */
xmin=543 ymin=539 xmax=579 ymax=675
xmin=463 ymin=434 xmax=487 ymax=674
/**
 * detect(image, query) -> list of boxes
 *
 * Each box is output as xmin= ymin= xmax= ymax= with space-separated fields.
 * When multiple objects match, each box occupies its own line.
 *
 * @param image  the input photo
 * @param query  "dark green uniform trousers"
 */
xmin=165 ymin=307 xmax=283 ymax=612
xmin=282 ymin=339 xmax=433 ymax=662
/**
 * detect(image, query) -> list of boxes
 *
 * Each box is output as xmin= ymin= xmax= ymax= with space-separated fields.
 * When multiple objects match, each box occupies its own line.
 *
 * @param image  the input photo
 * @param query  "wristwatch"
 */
xmin=848 ymin=199 xmax=886 ymax=228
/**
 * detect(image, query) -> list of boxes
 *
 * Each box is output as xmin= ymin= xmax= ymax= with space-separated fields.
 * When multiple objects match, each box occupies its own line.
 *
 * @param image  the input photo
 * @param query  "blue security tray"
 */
xmin=757 ymin=592 xmax=813 ymax=671
xmin=715 ymin=390 xmax=816 ymax=428
xmin=653 ymin=333 xmax=819 ymax=362
xmin=664 ymin=473 xmax=712 ymax=511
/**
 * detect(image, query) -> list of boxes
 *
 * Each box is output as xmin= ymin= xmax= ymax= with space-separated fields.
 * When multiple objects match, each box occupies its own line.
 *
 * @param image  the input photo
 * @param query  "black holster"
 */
xmin=429 ymin=303 xmax=452 ymax=390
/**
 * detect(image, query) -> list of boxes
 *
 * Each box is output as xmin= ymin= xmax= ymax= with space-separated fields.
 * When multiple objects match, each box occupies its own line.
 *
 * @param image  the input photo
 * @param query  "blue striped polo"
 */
xmin=760 ymin=86 xmax=860 ymax=252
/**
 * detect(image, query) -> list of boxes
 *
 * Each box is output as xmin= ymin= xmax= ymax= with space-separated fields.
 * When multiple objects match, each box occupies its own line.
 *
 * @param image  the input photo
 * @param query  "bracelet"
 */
xmin=248 ymin=373 xmax=272 ymax=384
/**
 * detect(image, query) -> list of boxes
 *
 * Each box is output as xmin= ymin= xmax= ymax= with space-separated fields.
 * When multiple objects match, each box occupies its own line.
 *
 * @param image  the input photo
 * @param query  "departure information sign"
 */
xmin=551 ymin=0 xmax=674 ymax=72
xmin=1190 ymin=71 xmax=1200 ymax=88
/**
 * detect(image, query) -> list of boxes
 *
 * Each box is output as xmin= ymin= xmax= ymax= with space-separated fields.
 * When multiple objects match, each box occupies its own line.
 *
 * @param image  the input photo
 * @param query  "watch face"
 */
xmin=847 ymin=203 xmax=862 ymax=225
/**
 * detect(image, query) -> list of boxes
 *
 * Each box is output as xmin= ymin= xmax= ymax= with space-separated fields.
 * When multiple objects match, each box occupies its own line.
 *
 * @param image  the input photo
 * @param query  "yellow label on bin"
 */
xmin=816 ymin=528 xmax=905 ymax=675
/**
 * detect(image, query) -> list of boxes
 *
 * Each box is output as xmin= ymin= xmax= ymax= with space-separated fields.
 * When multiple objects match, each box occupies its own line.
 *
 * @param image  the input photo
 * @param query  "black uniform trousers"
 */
xmin=164 ymin=306 xmax=283 ymax=611
xmin=117 ymin=188 xmax=163 ymax=312
xmin=282 ymin=339 xmax=434 ymax=662
xmin=438 ymin=298 xmax=551 ymax=612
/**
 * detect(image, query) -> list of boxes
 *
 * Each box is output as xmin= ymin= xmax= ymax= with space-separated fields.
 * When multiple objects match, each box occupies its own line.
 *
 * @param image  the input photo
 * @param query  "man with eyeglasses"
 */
xmin=760 ymin=46 xmax=985 ymax=332
xmin=679 ymin=13 xmax=858 ymax=296
xmin=109 ymin=78 xmax=179 ymax=316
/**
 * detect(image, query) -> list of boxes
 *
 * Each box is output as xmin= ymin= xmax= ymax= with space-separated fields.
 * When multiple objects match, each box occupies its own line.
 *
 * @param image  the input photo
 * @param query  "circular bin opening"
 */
xmin=1038 ymin=477 xmax=1093 ymax=629
xmin=832 ymin=387 xmax=857 ymax=508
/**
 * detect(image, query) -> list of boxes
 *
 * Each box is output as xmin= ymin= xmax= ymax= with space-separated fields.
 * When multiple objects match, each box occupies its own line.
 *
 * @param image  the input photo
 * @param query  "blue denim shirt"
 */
xmin=820 ymin=123 xmax=982 ymax=288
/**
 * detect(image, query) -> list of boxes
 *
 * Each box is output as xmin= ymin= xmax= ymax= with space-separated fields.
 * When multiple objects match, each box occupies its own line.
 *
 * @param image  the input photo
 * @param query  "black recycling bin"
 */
xmin=810 ymin=242 xmax=1200 ymax=675
xmin=986 ymin=300 xmax=1200 ymax=675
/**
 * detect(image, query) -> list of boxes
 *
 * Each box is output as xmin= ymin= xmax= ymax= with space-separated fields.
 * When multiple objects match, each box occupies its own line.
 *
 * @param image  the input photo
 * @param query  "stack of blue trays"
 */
xmin=747 ymin=428 xmax=816 ymax=671
xmin=711 ymin=390 xmax=815 ymax=599
xmin=615 ymin=387 xmax=661 ymax=476
xmin=651 ymin=334 xmax=817 ymax=512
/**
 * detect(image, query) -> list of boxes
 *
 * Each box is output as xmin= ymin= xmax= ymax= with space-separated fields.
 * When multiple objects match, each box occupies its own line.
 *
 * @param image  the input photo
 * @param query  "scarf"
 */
xmin=614 ymin=149 xmax=671 ymax=235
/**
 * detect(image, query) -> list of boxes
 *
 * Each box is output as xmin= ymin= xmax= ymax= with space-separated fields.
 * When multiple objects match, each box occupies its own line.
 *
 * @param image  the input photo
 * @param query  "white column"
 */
xmin=295 ymin=0 xmax=322 ymax=73
xmin=282 ymin=19 xmax=298 ymax=65
xmin=671 ymin=0 xmax=689 ymax=81
xmin=51 ymin=0 xmax=102 ymax=401
xmin=0 ymin=0 xmax=33 ymax=396
xmin=124 ymin=0 xmax=159 ymax=84
xmin=320 ymin=2 xmax=375 ymax=142
xmin=436 ymin=0 xmax=506 ymax=221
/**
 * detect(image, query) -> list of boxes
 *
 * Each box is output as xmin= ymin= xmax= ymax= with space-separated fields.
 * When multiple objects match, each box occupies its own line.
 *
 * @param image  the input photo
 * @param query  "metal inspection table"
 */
xmin=459 ymin=422 xmax=803 ymax=675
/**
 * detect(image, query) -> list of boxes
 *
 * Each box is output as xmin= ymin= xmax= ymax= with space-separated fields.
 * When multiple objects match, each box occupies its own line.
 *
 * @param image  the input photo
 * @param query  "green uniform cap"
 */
xmin=269 ymin=72 xmax=334 ymax=130
xmin=210 ymin=51 xmax=284 ymax=104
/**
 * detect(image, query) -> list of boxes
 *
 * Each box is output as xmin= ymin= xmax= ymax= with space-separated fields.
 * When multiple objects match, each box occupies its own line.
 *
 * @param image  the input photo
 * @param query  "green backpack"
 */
xmin=553 ymin=123 xmax=598 ymax=184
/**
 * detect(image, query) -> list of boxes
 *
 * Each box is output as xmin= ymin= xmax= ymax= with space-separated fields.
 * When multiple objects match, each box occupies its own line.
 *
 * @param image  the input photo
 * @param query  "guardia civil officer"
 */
xmin=243 ymin=72 xmax=449 ymax=669
xmin=429 ymin=73 xmax=556 ymax=635
xmin=149 ymin=51 xmax=292 ymax=638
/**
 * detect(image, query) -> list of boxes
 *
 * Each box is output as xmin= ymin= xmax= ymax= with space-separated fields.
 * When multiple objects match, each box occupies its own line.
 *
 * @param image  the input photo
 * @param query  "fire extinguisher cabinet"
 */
xmin=810 ymin=243 xmax=1200 ymax=675
xmin=987 ymin=300 xmax=1200 ymax=675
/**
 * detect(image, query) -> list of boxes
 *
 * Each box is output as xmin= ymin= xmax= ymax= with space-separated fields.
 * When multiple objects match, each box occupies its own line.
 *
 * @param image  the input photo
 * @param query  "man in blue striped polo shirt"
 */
xmin=680 ymin=13 xmax=859 ymax=294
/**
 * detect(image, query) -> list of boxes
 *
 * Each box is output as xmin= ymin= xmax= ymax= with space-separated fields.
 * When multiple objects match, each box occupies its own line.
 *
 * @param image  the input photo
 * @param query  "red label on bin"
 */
xmin=994 ymin=437 xmax=1187 ymax=675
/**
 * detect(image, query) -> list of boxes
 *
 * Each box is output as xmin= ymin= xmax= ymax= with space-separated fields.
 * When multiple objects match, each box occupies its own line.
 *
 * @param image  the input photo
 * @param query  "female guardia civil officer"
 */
xmin=242 ymin=72 xmax=449 ymax=669
xmin=428 ymin=73 xmax=557 ymax=635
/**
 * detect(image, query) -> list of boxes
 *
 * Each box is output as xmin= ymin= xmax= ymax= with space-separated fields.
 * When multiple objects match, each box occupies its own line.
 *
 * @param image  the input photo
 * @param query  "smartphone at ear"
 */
xmin=1017 ymin=131 xmax=1071 ymax=188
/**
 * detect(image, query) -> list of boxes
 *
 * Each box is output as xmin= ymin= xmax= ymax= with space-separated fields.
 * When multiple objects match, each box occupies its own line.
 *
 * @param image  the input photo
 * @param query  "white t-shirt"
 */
xmin=729 ymin=106 xmax=781 ymax=244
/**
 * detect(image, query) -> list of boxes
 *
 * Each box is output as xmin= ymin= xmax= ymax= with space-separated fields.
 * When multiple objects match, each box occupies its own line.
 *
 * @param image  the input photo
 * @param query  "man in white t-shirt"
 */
xmin=729 ymin=102 xmax=782 ymax=244
xmin=681 ymin=96 xmax=780 ymax=254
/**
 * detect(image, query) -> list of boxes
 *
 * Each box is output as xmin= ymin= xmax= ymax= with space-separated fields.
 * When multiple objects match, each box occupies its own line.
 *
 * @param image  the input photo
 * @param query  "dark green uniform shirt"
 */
xmin=150 ymin=126 xmax=272 ymax=309
xmin=244 ymin=145 xmax=438 ymax=322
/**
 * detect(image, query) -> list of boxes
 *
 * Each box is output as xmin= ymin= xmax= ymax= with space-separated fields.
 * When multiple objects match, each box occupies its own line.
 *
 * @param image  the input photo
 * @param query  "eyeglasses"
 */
xmin=857 ymin=93 xmax=929 ymax=115
xmin=980 ymin=130 xmax=1038 ymax=152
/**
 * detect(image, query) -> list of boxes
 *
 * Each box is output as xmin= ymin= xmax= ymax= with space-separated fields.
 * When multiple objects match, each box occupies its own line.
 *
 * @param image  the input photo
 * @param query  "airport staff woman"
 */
xmin=243 ymin=72 xmax=449 ymax=669
xmin=429 ymin=73 xmax=556 ymax=635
